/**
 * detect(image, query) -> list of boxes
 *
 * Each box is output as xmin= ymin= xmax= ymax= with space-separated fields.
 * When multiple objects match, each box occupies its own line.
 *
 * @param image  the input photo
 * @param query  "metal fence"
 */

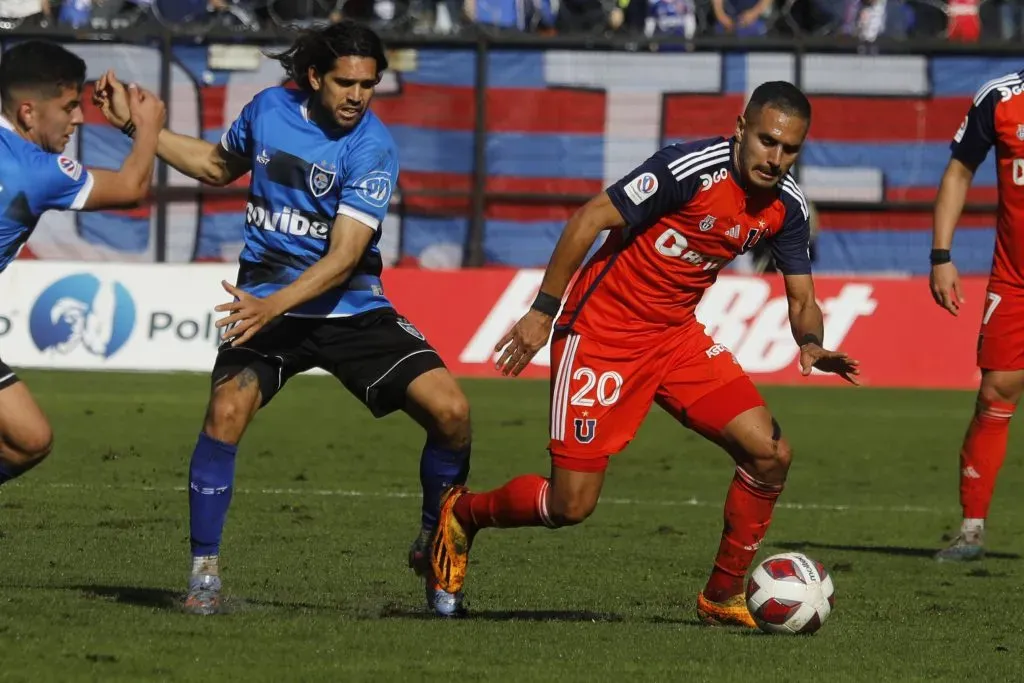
xmin=1 ymin=20 xmax=1015 ymax=270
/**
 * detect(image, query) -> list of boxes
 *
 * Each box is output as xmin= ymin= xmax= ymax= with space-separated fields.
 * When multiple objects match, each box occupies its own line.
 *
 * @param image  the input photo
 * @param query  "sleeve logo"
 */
xmin=953 ymin=115 xmax=968 ymax=143
xmin=354 ymin=171 xmax=393 ymax=208
xmin=57 ymin=155 xmax=83 ymax=181
xmin=623 ymin=172 xmax=658 ymax=205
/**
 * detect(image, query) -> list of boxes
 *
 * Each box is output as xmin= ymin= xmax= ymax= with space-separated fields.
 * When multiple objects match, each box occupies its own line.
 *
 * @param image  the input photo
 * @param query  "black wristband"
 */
xmin=930 ymin=248 xmax=951 ymax=266
xmin=530 ymin=291 xmax=561 ymax=317
xmin=121 ymin=120 xmax=136 ymax=139
xmin=799 ymin=333 xmax=822 ymax=348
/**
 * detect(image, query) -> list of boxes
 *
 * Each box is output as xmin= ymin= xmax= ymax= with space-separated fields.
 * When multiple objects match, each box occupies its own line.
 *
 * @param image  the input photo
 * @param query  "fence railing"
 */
xmin=1 ymin=22 xmax=1011 ymax=272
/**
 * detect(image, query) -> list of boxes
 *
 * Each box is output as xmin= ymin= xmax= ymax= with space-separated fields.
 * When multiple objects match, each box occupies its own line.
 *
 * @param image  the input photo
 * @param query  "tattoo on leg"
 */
xmin=236 ymin=368 xmax=259 ymax=390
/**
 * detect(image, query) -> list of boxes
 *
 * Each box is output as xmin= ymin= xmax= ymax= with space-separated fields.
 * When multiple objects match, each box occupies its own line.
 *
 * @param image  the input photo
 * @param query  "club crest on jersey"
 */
xmin=308 ymin=163 xmax=337 ymax=198
xmin=699 ymin=215 xmax=716 ymax=232
xmin=624 ymin=172 xmax=659 ymax=205
xmin=1017 ymin=124 xmax=1024 ymax=141
xmin=573 ymin=418 xmax=597 ymax=444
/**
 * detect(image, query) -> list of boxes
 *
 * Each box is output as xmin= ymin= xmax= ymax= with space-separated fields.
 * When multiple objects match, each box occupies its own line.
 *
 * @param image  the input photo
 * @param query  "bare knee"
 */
xmin=548 ymin=490 xmax=598 ymax=527
xmin=738 ymin=433 xmax=792 ymax=486
xmin=430 ymin=392 xmax=472 ymax=450
xmin=203 ymin=380 xmax=260 ymax=445
xmin=978 ymin=374 xmax=1022 ymax=409
xmin=3 ymin=426 xmax=53 ymax=470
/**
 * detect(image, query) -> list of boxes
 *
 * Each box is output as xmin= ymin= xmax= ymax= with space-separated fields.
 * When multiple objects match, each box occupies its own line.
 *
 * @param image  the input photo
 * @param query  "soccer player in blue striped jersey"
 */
xmin=0 ymin=41 xmax=163 ymax=494
xmin=96 ymin=22 xmax=472 ymax=617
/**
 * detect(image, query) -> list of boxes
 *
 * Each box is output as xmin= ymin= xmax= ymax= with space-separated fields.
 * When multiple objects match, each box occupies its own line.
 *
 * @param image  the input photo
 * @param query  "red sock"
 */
xmin=704 ymin=467 xmax=783 ymax=602
xmin=453 ymin=474 xmax=557 ymax=531
xmin=960 ymin=399 xmax=1014 ymax=520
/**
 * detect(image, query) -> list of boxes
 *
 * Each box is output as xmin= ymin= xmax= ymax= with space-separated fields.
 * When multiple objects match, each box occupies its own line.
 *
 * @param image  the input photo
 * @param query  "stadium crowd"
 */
xmin=0 ymin=0 xmax=1006 ymax=42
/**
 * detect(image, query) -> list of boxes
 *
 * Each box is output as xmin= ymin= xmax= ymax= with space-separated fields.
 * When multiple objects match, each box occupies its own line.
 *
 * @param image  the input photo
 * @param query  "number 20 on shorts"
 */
xmin=570 ymin=368 xmax=624 ymax=407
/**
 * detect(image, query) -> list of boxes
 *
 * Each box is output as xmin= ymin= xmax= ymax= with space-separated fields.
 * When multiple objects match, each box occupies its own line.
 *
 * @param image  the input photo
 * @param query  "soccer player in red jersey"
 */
xmin=931 ymin=71 xmax=1024 ymax=562
xmin=429 ymin=81 xmax=859 ymax=626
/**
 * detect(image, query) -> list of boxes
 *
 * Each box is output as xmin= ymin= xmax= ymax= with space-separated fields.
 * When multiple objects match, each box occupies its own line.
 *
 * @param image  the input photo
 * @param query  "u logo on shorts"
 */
xmin=574 ymin=418 xmax=597 ymax=444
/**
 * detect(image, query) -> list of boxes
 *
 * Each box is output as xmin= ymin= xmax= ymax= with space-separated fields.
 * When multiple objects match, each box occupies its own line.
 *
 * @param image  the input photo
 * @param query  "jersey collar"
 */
xmin=0 ymin=115 xmax=14 ymax=132
xmin=727 ymin=136 xmax=743 ymax=185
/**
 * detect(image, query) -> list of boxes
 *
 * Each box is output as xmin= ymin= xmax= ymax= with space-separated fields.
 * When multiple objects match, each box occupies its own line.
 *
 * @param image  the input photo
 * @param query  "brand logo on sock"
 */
xmin=573 ymin=418 xmax=596 ymax=443
xmin=29 ymin=273 xmax=136 ymax=358
xmin=962 ymin=466 xmax=981 ymax=479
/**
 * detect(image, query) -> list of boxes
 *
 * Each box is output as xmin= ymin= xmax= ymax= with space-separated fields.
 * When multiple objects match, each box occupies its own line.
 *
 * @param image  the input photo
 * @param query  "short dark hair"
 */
xmin=269 ymin=20 xmax=388 ymax=93
xmin=0 ymin=40 xmax=87 ymax=110
xmin=745 ymin=81 xmax=811 ymax=123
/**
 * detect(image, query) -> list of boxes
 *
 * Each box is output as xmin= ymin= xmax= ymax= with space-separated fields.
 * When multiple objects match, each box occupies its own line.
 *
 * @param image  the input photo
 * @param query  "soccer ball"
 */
xmin=745 ymin=552 xmax=835 ymax=635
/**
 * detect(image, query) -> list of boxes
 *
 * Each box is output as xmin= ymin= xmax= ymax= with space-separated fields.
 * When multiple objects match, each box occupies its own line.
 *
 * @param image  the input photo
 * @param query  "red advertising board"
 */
xmin=382 ymin=269 xmax=989 ymax=390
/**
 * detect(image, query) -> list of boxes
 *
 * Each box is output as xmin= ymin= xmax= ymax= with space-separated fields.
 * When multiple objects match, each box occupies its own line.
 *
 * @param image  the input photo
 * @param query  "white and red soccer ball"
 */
xmin=745 ymin=552 xmax=835 ymax=634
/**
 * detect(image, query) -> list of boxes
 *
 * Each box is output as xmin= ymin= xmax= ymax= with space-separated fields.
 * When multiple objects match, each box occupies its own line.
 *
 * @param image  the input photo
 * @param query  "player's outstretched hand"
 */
xmin=930 ymin=261 xmax=964 ymax=317
xmin=494 ymin=309 xmax=553 ymax=377
xmin=126 ymin=83 xmax=166 ymax=134
xmin=799 ymin=344 xmax=860 ymax=386
xmin=214 ymin=281 xmax=278 ymax=347
xmin=92 ymin=69 xmax=131 ymax=129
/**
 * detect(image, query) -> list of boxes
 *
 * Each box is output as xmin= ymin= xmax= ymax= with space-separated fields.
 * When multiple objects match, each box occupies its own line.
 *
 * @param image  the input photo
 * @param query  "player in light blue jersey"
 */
xmin=96 ymin=21 xmax=473 ymax=618
xmin=0 ymin=41 xmax=163 ymax=494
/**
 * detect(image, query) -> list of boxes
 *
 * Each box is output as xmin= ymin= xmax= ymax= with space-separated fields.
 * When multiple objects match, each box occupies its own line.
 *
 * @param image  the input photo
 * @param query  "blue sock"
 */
xmin=419 ymin=441 xmax=470 ymax=531
xmin=189 ymin=432 xmax=238 ymax=558
xmin=0 ymin=461 xmax=18 ymax=486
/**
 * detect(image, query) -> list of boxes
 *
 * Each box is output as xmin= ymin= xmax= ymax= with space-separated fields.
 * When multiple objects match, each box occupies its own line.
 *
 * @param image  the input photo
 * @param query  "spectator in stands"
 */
xmin=58 ymin=0 xmax=90 ymax=27
xmin=712 ymin=0 xmax=773 ymax=36
xmin=945 ymin=0 xmax=980 ymax=40
xmin=610 ymin=0 xmax=697 ymax=38
xmin=267 ymin=0 xmax=343 ymax=28
xmin=152 ymin=0 xmax=259 ymax=29
xmin=841 ymin=0 xmax=910 ymax=41
xmin=996 ymin=0 xmax=1023 ymax=39
xmin=0 ymin=0 xmax=52 ymax=26
xmin=555 ymin=0 xmax=610 ymax=32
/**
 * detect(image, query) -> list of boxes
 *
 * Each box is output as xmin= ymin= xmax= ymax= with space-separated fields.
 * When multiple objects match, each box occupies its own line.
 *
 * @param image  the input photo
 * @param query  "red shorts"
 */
xmin=547 ymin=324 xmax=765 ymax=472
xmin=977 ymin=289 xmax=1024 ymax=371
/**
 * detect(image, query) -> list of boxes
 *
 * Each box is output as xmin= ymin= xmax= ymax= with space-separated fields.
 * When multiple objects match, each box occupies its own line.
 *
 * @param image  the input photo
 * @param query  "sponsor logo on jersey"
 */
xmin=245 ymin=197 xmax=330 ymax=239
xmin=700 ymin=168 xmax=729 ymax=192
xmin=624 ymin=172 xmax=659 ymax=205
xmin=997 ymin=83 xmax=1024 ymax=103
xmin=309 ymin=163 xmax=337 ymax=197
xmin=1012 ymin=159 xmax=1024 ymax=186
xmin=57 ymin=156 xmax=83 ymax=181
xmin=653 ymin=227 xmax=729 ymax=271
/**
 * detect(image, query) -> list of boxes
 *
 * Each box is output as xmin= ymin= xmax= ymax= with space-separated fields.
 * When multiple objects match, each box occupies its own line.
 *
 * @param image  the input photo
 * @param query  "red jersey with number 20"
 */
xmin=950 ymin=70 xmax=1024 ymax=294
xmin=557 ymin=136 xmax=812 ymax=343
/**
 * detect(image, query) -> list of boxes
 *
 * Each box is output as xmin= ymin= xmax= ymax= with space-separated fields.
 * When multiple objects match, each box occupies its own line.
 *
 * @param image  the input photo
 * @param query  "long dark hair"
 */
xmin=268 ymin=20 xmax=389 ymax=92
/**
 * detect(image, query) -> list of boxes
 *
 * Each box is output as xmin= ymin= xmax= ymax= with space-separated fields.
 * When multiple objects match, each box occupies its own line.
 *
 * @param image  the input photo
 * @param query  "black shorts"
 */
xmin=0 ymin=359 xmax=17 ymax=390
xmin=212 ymin=307 xmax=445 ymax=418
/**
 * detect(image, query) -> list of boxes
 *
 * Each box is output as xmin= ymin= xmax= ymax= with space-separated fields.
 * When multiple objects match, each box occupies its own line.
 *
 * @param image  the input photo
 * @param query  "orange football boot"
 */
xmin=430 ymin=486 xmax=473 ymax=594
xmin=696 ymin=591 xmax=758 ymax=628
